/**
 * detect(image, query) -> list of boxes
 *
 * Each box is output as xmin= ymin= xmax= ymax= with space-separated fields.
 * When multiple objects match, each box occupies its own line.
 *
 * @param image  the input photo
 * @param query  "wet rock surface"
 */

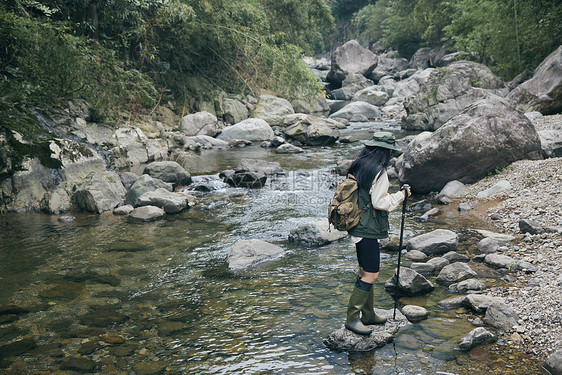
xmin=398 ymin=97 xmax=543 ymax=193
xmin=288 ymin=219 xmax=347 ymax=247
xmin=458 ymin=327 xmax=496 ymax=351
xmin=227 ymin=239 xmax=285 ymax=270
xmin=406 ymin=229 xmax=459 ymax=255
xmin=324 ymin=310 xmax=406 ymax=352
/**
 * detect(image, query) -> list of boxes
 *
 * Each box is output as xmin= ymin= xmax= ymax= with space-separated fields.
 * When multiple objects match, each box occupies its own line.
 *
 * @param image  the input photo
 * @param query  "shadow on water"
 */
xmin=0 ymin=123 xmax=546 ymax=374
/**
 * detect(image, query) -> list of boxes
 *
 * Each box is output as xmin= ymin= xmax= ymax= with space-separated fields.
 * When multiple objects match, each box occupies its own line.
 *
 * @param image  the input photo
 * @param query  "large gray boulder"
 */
xmin=457 ymin=327 xmax=496 ymax=351
xmin=410 ymin=47 xmax=432 ymax=69
xmin=331 ymin=73 xmax=374 ymax=100
xmin=368 ymin=54 xmax=410 ymax=83
xmin=72 ymin=171 xmax=126 ymax=214
xmin=327 ymin=40 xmax=378 ymax=84
xmin=221 ymin=98 xmax=249 ymax=125
xmin=384 ymin=267 xmax=435 ymax=297
xmin=288 ymin=219 xmax=347 ymax=247
xmin=291 ymin=94 xmax=330 ymax=116
xmin=483 ymin=301 xmax=519 ymax=332
xmin=283 ymin=114 xmax=341 ymax=146
xmin=136 ymin=188 xmax=196 ymax=214
xmin=143 ymin=161 xmax=192 ymax=187
xmin=329 ymin=101 xmax=381 ymax=121
xmin=1 ymin=135 xmax=106 ymax=213
xmin=251 ymin=95 xmax=295 ymax=126
xmin=436 ymin=262 xmax=478 ymax=286
xmin=406 ymin=229 xmax=458 ymax=255
xmin=217 ymin=118 xmax=274 ymax=142
xmin=111 ymin=126 xmax=167 ymax=168
xmin=227 ymin=239 xmax=285 ymax=270
xmin=508 ymin=45 xmax=562 ymax=115
xmin=125 ymin=174 xmax=172 ymax=206
xmin=382 ymin=68 xmax=435 ymax=101
xmin=402 ymin=61 xmax=505 ymax=131
xmin=179 ymin=111 xmax=221 ymax=137
xmin=398 ymin=97 xmax=542 ymax=194
xmin=352 ymin=86 xmax=390 ymax=106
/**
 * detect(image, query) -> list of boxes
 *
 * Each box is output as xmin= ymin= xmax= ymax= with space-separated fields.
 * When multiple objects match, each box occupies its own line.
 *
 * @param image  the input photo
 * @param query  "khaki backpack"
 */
xmin=328 ymin=174 xmax=372 ymax=232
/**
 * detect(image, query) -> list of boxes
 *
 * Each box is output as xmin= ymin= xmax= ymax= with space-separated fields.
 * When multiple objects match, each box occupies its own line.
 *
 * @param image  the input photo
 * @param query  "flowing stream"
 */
xmin=0 ymin=122 xmax=545 ymax=374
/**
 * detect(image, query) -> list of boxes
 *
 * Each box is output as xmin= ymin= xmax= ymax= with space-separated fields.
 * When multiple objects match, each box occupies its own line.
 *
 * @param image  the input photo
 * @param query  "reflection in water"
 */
xmin=0 ymin=124 xmax=544 ymax=374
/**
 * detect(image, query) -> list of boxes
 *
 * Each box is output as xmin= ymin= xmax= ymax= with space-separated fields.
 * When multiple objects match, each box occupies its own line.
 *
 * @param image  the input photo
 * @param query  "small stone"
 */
xmin=437 ymin=296 xmax=467 ymax=310
xmin=401 ymin=305 xmax=429 ymax=322
xmin=0 ymin=337 xmax=37 ymax=358
xmin=458 ymin=202 xmax=473 ymax=212
xmin=275 ymin=143 xmax=305 ymax=154
xmin=436 ymin=262 xmax=478 ymax=286
xmin=100 ymin=334 xmax=125 ymax=344
xmin=458 ymin=327 xmax=496 ymax=351
xmin=442 ymin=251 xmax=469 ymax=263
xmin=113 ymin=205 xmax=134 ymax=215
xmin=404 ymin=250 xmax=428 ymax=262
xmin=60 ymin=357 xmax=98 ymax=372
xmin=132 ymin=361 xmax=167 ymax=375
xmin=129 ymin=205 xmax=166 ymax=222
xmin=478 ymin=237 xmax=499 ymax=254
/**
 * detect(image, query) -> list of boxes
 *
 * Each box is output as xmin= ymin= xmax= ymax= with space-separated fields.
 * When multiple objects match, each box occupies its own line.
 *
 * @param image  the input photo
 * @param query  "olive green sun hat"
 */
xmin=363 ymin=131 xmax=401 ymax=151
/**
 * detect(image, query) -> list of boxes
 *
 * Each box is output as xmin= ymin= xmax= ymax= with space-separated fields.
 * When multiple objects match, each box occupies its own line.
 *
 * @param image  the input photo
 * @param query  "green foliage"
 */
xmin=0 ymin=100 xmax=62 ymax=173
xmin=329 ymin=0 xmax=372 ymax=20
xmin=261 ymin=0 xmax=334 ymax=54
xmin=352 ymin=0 xmax=425 ymax=57
xmin=486 ymin=165 xmax=513 ymax=176
xmin=1 ymin=0 xmax=333 ymax=118
xmin=129 ymin=0 xmax=328 ymax=103
xmin=350 ymin=0 xmax=561 ymax=79
xmin=0 ymin=9 xmax=158 ymax=121
xmin=525 ymin=173 xmax=536 ymax=186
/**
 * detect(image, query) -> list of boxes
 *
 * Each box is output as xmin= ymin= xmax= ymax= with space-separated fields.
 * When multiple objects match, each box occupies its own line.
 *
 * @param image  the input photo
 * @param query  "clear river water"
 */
xmin=0 ymin=122 xmax=546 ymax=374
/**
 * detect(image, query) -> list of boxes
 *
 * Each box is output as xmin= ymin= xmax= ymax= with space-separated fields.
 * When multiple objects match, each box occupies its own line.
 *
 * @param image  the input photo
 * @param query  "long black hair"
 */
xmin=347 ymin=146 xmax=391 ymax=189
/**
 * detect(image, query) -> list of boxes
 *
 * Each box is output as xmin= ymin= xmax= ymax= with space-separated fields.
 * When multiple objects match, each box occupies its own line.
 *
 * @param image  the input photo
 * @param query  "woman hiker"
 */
xmin=344 ymin=131 xmax=411 ymax=335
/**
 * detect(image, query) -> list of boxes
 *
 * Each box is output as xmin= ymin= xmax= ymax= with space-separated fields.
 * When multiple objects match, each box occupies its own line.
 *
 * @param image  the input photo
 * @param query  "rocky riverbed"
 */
xmin=457 ymin=124 xmax=561 ymax=361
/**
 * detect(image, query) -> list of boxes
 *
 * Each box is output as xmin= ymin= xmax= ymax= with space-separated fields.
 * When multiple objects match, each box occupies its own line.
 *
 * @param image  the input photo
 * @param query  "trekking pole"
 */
xmin=393 ymin=184 xmax=409 ymax=320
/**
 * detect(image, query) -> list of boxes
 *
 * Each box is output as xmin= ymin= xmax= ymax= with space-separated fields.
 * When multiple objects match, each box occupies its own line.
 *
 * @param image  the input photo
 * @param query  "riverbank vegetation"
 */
xmin=344 ymin=0 xmax=561 ymax=80
xmin=1 ymin=0 xmax=560 ymax=121
xmin=0 ymin=0 xmax=334 ymax=121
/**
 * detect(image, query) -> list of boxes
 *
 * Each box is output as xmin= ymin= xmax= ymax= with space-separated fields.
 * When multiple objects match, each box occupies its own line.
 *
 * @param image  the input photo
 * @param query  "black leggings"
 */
xmin=355 ymin=238 xmax=381 ymax=273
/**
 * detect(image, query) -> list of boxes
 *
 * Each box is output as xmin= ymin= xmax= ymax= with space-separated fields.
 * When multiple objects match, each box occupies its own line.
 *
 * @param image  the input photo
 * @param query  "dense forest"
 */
xmin=1 ymin=0 xmax=560 ymax=121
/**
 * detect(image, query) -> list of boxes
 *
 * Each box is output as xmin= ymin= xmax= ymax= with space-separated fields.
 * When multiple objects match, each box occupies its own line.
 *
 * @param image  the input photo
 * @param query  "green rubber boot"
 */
xmin=345 ymin=286 xmax=373 ymax=335
xmin=361 ymin=288 xmax=387 ymax=325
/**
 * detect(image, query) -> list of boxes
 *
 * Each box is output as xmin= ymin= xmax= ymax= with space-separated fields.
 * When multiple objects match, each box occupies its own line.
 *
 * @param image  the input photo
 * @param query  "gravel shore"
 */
xmin=460 ymin=144 xmax=561 ymax=360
